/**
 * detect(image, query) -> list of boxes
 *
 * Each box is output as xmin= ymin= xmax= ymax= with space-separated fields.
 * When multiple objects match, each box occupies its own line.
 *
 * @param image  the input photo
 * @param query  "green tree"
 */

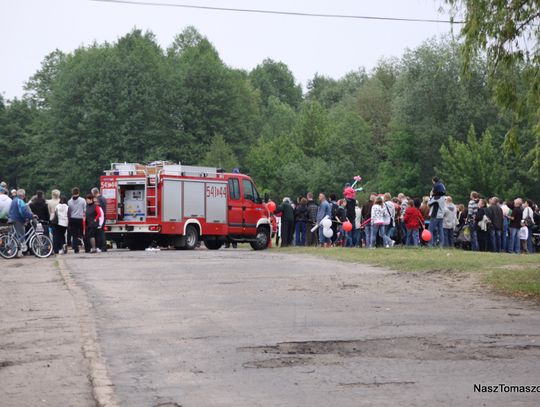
xmin=328 ymin=104 xmax=376 ymax=182
xmin=306 ymin=69 xmax=367 ymax=109
xmin=26 ymin=29 xmax=172 ymax=193
xmin=202 ymin=134 xmax=239 ymax=172
xmin=447 ymin=0 xmax=540 ymax=173
xmin=249 ymin=59 xmax=302 ymax=109
xmin=168 ymin=29 xmax=260 ymax=162
xmin=167 ymin=25 xmax=204 ymax=56
xmin=438 ymin=126 xmax=512 ymax=203
xmin=245 ymin=134 xmax=308 ymax=198
xmin=258 ymin=95 xmax=298 ymax=140
xmin=377 ymin=130 xmax=424 ymax=196
xmin=294 ymin=99 xmax=332 ymax=157
xmin=24 ymin=49 xmax=66 ymax=108
xmin=0 ymin=98 xmax=37 ymax=190
xmin=379 ymin=38 xmax=501 ymax=194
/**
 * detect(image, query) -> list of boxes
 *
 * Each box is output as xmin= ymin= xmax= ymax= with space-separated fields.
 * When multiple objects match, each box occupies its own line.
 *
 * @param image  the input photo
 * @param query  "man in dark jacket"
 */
xmin=485 ymin=197 xmax=503 ymax=252
xmin=294 ymin=197 xmax=308 ymax=246
xmin=29 ymin=191 xmax=50 ymax=237
xmin=276 ymin=198 xmax=294 ymax=247
xmin=306 ymin=192 xmax=319 ymax=246
xmin=344 ymin=196 xmax=356 ymax=247
xmin=508 ymin=198 xmax=523 ymax=254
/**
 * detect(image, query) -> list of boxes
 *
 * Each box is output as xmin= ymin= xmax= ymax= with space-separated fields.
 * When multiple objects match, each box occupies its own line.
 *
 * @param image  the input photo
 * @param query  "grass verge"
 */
xmin=279 ymin=247 xmax=540 ymax=300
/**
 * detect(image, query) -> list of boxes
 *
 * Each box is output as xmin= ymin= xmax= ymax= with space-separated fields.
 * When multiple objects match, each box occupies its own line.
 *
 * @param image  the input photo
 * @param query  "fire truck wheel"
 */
xmin=204 ymin=240 xmax=222 ymax=250
xmin=250 ymin=227 xmax=270 ymax=251
xmin=184 ymin=225 xmax=199 ymax=250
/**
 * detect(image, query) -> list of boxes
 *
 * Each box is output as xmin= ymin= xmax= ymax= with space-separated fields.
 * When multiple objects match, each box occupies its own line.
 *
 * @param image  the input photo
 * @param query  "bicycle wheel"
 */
xmin=30 ymin=234 xmax=53 ymax=258
xmin=0 ymin=233 xmax=19 ymax=259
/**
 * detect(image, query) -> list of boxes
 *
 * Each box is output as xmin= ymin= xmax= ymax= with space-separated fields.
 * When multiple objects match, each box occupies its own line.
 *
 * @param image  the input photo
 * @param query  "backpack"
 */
xmin=51 ymin=207 xmax=59 ymax=226
xmin=336 ymin=206 xmax=347 ymax=222
xmin=523 ymin=207 xmax=535 ymax=227
xmin=384 ymin=202 xmax=395 ymax=228
xmin=331 ymin=202 xmax=339 ymax=220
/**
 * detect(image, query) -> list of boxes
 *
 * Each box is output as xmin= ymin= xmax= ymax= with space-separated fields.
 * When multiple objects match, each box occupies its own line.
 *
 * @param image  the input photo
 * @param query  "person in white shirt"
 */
xmin=371 ymin=196 xmax=394 ymax=248
xmin=47 ymin=189 xmax=61 ymax=221
xmin=383 ymin=193 xmax=396 ymax=247
xmin=522 ymin=199 xmax=535 ymax=253
xmin=0 ymin=186 xmax=12 ymax=223
xmin=519 ymin=221 xmax=529 ymax=254
xmin=52 ymin=196 xmax=69 ymax=254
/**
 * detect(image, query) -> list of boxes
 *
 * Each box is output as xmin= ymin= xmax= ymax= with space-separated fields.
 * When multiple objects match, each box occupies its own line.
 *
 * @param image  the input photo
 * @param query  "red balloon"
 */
xmin=267 ymin=201 xmax=276 ymax=213
xmin=421 ymin=229 xmax=432 ymax=242
xmin=343 ymin=221 xmax=353 ymax=232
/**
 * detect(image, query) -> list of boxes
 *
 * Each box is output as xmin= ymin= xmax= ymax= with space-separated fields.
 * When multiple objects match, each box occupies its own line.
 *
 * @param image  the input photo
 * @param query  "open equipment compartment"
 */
xmin=117 ymin=179 xmax=146 ymax=222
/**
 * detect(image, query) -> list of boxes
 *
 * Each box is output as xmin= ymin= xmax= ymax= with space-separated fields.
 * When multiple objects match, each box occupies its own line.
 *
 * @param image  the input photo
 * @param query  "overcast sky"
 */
xmin=0 ymin=0 xmax=455 ymax=100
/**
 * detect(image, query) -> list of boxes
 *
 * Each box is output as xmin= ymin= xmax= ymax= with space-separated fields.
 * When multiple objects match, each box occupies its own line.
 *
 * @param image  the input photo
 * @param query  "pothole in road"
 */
xmin=0 ymin=361 xmax=15 ymax=369
xmin=239 ymin=336 xmax=540 ymax=362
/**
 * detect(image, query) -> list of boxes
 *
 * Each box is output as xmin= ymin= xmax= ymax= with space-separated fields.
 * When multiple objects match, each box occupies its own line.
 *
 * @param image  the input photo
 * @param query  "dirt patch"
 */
xmin=5 ymin=262 xmax=24 ymax=268
xmin=339 ymin=381 xmax=416 ymax=387
xmin=239 ymin=335 xmax=540 ymax=361
xmin=340 ymin=284 xmax=360 ymax=289
xmin=243 ymin=356 xmax=313 ymax=369
xmin=406 ymin=269 xmax=473 ymax=281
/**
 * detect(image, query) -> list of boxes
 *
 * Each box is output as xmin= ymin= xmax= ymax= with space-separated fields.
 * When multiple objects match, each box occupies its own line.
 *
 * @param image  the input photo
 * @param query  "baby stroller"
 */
xmin=454 ymin=223 xmax=471 ymax=250
xmin=532 ymin=224 xmax=540 ymax=252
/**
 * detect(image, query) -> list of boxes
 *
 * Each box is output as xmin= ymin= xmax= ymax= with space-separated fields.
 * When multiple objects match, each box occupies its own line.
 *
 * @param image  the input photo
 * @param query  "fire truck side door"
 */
xmin=100 ymin=177 xmax=118 ymax=222
xmin=227 ymin=177 xmax=243 ymax=234
xmin=241 ymin=179 xmax=260 ymax=235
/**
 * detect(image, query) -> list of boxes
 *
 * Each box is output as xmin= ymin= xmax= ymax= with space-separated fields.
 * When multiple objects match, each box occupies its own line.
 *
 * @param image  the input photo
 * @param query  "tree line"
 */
xmin=0 ymin=25 xmax=538 ymax=205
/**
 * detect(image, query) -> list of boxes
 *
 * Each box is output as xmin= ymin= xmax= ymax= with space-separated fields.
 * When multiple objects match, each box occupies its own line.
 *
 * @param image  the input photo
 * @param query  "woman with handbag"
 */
xmin=475 ymin=199 xmax=489 ymax=252
xmin=522 ymin=199 xmax=535 ymax=253
xmin=52 ymin=196 xmax=69 ymax=254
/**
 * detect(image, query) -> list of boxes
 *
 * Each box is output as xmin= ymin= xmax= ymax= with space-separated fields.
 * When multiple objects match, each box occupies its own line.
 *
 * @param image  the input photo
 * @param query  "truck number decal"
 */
xmin=101 ymin=180 xmax=117 ymax=189
xmin=206 ymin=185 xmax=227 ymax=198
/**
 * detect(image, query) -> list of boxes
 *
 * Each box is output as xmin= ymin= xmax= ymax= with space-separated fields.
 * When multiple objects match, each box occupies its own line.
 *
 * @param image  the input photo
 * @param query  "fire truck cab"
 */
xmin=100 ymin=162 xmax=271 ymax=251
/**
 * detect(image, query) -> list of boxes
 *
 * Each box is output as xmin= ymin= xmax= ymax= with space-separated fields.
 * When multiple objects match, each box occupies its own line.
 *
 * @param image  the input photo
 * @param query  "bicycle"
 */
xmin=0 ymin=219 xmax=53 ymax=259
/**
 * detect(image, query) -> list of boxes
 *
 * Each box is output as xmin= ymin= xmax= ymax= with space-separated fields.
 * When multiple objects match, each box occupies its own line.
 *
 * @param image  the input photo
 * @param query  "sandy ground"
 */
xmin=1 ymin=249 xmax=540 ymax=407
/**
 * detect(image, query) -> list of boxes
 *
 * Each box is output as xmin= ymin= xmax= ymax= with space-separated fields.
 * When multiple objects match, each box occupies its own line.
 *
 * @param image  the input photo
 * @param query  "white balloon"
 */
xmin=323 ymin=228 xmax=333 ymax=238
xmin=321 ymin=218 xmax=332 ymax=228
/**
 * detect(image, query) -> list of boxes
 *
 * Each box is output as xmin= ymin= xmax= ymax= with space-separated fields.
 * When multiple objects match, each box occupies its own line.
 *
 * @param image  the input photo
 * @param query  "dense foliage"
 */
xmin=0 ymin=26 xmax=538 ymax=204
xmin=447 ymin=0 xmax=540 ymax=176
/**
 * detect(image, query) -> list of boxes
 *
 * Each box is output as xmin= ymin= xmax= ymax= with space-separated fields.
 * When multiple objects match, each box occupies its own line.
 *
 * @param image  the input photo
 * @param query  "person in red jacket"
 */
xmin=403 ymin=199 xmax=424 ymax=247
xmin=84 ymin=194 xmax=104 ymax=253
xmin=94 ymin=196 xmax=105 ymax=253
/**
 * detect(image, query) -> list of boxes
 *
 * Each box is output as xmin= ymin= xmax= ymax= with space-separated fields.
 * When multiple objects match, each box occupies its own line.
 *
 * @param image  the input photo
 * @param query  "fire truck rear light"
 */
xmin=104 ymin=226 xmax=111 ymax=232
xmin=149 ymin=225 xmax=161 ymax=232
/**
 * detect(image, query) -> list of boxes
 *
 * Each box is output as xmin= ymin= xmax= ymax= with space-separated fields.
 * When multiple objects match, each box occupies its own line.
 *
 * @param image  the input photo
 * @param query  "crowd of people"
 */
xmin=0 ymin=181 xmax=107 ymax=257
xmin=270 ymin=177 xmax=540 ymax=254
xmin=1 ymin=176 xmax=539 ymax=256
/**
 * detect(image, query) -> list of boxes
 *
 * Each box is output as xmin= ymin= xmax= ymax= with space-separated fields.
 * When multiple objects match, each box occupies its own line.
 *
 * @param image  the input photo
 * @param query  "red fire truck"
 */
xmin=99 ymin=162 xmax=271 ymax=250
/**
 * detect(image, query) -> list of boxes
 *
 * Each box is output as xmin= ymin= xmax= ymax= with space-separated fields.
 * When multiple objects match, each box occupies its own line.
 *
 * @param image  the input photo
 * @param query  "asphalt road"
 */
xmin=2 ymin=249 xmax=540 ymax=407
